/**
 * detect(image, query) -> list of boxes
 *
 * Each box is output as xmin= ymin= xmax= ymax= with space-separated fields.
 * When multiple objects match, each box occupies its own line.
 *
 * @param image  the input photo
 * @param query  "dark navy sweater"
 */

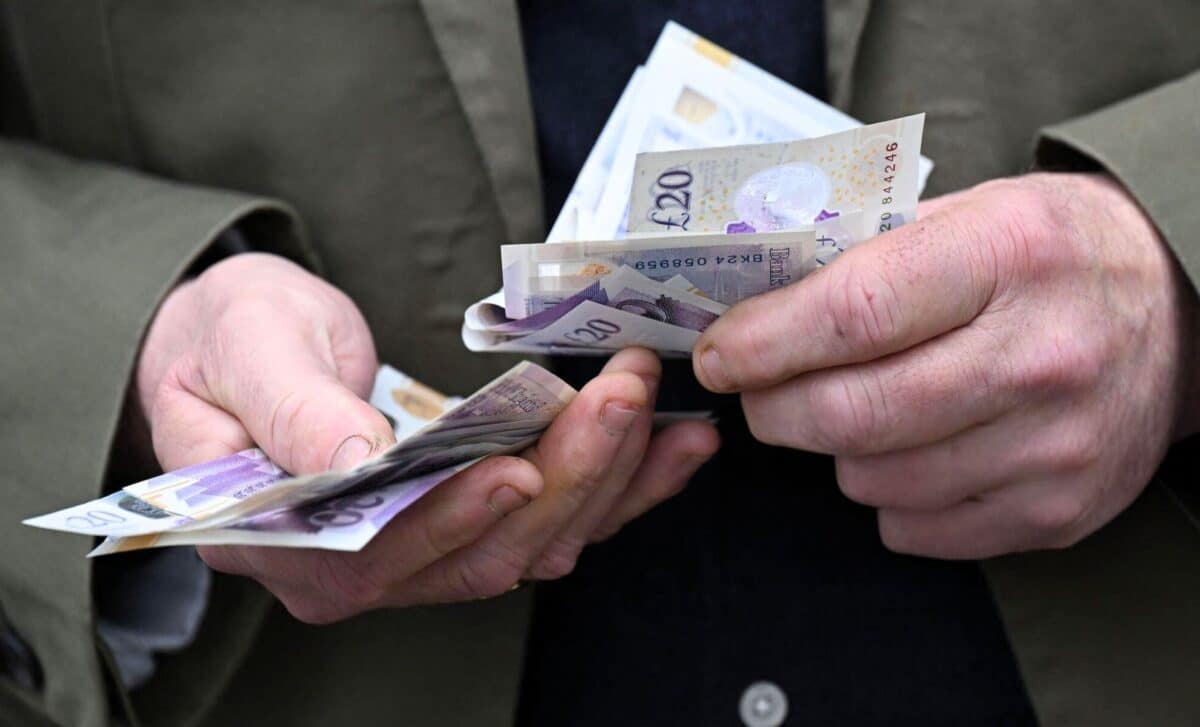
xmin=516 ymin=4 xmax=1036 ymax=724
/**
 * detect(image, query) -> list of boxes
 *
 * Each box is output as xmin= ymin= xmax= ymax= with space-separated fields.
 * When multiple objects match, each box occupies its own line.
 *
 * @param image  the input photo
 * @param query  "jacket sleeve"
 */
xmin=0 ymin=138 xmax=316 ymax=727
xmin=985 ymin=70 xmax=1200 ymax=727
xmin=1035 ymin=70 xmax=1200 ymax=288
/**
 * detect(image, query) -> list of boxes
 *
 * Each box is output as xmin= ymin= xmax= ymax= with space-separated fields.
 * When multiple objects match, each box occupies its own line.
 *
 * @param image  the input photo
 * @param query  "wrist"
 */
xmin=1065 ymin=171 xmax=1200 ymax=443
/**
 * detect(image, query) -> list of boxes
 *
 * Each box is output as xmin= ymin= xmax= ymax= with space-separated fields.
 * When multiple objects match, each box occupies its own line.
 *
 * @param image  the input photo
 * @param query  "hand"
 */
xmin=692 ymin=173 xmax=1199 ymax=559
xmin=139 ymin=254 xmax=719 ymax=622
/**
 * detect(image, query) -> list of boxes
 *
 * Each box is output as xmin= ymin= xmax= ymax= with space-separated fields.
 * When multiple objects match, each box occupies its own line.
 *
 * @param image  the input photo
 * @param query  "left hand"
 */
xmin=693 ymin=172 xmax=1200 ymax=558
xmin=199 ymin=347 xmax=719 ymax=623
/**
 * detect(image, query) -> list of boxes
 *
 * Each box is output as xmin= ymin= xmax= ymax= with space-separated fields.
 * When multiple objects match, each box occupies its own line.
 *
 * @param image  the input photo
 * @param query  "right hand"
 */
xmin=138 ymin=253 xmax=719 ymax=622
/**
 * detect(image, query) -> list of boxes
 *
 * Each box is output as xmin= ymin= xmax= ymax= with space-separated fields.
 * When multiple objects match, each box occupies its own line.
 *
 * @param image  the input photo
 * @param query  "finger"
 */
xmin=694 ymin=200 xmax=999 ymax=392
xmin=876 ymin=477 xmax=1095 ymax=559
xmin=151 ymin=383 xmax=255 ymax=471
xmin=589 ymin=420 xmax=720 ymax=542
xmin=834 ymin=406 xmax=1095 ymax=510
xmin=358 ymin=456 xmax=543 ymax=577
xmin=524 ymin=348 xmax=661 ymax=579
xmin=739 ymin=323 xmax=1013 ymax=455
xmin=190 ymin=317 xmax=394 ymax=475
xmin=199 ymin=455 xmax=544 ymax=622
xmin=402 ymin=369 xmax=650 ymax=600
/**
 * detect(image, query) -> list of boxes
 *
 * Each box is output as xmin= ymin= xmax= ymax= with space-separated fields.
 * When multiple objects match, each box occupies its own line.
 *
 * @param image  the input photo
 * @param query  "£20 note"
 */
xmin=627 ymin=114 xmax=926 ymax=248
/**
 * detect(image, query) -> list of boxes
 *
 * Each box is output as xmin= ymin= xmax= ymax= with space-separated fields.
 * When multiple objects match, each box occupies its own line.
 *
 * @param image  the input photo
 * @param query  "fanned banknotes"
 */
xmin=464 ymin=23 xmax=931 ymax=356
xmin=586 ymin=21 xmax=932 ymax=240
xmin=26 ymin=362 xmax=576 ymax=553
xmin=28 ymin=364 xmax=714 ymax=555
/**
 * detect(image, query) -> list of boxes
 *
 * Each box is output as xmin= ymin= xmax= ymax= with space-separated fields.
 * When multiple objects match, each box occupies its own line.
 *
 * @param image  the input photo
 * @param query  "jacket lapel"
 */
xmin=824 ymin=0 xmax=872 ymax=110
xmin=418 ymin=0 xmax=544 ymax=244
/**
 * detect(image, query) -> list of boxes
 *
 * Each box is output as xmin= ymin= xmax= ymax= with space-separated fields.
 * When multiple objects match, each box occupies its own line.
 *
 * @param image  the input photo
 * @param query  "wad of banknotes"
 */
xmin=463 ymin=22 xmax=930 ymax=356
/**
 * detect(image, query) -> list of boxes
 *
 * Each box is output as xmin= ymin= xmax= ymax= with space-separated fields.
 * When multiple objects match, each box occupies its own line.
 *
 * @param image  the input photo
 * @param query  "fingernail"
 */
xmin=330 ymin=435 xmax=373 ymax=471
xmin=487 ymin=485 xmax=532 ymax=518
xmin=698 ymin=347 xmax=733 ymax=391
xmin=601 ymin=400 xmax=641 ymax=434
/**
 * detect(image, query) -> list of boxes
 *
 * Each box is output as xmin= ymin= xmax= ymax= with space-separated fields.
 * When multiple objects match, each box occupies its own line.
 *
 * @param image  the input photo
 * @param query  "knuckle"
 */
xmin=195 ymin=545 xmax=251 ymax=576
xmin=877 ymin=517 xmax=920 ymax=556
xmin=1023 ymin=493 xmax=1089 ymax=540
xmin=266 ymin=388 xmax=313 ymax=469
xmin=741 ymin=391 xmax=794 ymax=448
xmin=421 ymin=502 xmax=472 ymax=560
xmin=553 ymin=455 xmax=608 ymax=508
xmin=823 ymin=263 xmax=903 ymax=354
xmin=1015 ymin=336 xmax=1102 ymax=396
xmin=278 ymin=593 xmax=350 ymax=626
xmin=530 ymin=538 xmax=584 ymax=580
xmin=489 ymin=456 xmax=543 ymax=497
xmin=645 ymin=472 xmax=691 ymax=507
xmin=810 ymin=373 xmax=886 ymax=453
xmin=213 ymin=295 xmax=289 ymax=337
xmin=732 ymin=309 xmax=790 ymax=387
xmin=835 ymin=460 xmax=886 ymax=506
xmin=988 ymin=183 xmax=1074 ymax=280
xmin=1041 ymin=428 xmax=1104 ymax=475
xmin=312 ymin=552 xmax=386 ymax=615
xmin=457 ymin=541 xmax=527 ymax=599
xmin=531 ymin=552 xmax=578 ymax=581
xmin=589 ymin=523 xmax=622 ymax=543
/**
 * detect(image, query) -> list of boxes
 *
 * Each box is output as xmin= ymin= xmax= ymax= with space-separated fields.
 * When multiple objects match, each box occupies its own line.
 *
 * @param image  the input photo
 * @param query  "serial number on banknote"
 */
xmin=877 ymin=141 xmax=901 ymax=234
xmin=633 ymin=253 xmax=765 ymax=271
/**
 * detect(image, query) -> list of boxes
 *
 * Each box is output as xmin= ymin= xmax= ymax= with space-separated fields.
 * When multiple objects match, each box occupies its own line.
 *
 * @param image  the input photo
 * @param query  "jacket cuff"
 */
xmin=0 ymin=138 xmax=313 ymax=727
xmin=1034 ymin=71 xmax=1200 ymax=288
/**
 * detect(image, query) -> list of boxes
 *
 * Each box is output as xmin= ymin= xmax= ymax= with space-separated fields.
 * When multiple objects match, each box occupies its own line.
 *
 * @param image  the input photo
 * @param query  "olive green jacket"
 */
xmin=1 ymin=1 xmax=1197 ymax=725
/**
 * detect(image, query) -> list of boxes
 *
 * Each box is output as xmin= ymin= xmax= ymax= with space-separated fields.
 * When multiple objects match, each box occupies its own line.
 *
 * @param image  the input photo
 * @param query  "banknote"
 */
xmin=587 ymin=22 xmax=933 ymax=239
xmin=663 ymin=274 xmax=708 ymax=298
xmin=25 ymin=362 xmax=576 ymax=539
xmin=21 ymin=451 xmax=282 ymax=538
xmin=468 ymin=267 xmax=724 ymax=336
xmin=369 ymin=364 xmax=460 ymax=440
xmin=475 ymin=300 xmax=703 ymax=355
xmin=88 ymin=463 xmax=475 ymax=556
xmin=626 ymin=115 xmax=926 ymax=248
xmin=464 ymin=266 xmax=724 ymax=355
xmin=500 ymin=229 xmax=816 ymax=319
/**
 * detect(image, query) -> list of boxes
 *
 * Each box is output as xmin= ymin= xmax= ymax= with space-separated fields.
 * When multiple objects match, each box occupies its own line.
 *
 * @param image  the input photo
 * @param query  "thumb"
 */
xmin=252 ymin=374 xmax=396 ymax=475
xmin=193 ymin=324 xmax=394 ymax=476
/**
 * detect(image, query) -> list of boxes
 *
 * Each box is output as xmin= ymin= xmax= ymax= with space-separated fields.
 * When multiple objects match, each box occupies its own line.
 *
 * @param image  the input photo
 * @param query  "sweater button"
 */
xmin=739 ymin=680 xmax=788 ymax=727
